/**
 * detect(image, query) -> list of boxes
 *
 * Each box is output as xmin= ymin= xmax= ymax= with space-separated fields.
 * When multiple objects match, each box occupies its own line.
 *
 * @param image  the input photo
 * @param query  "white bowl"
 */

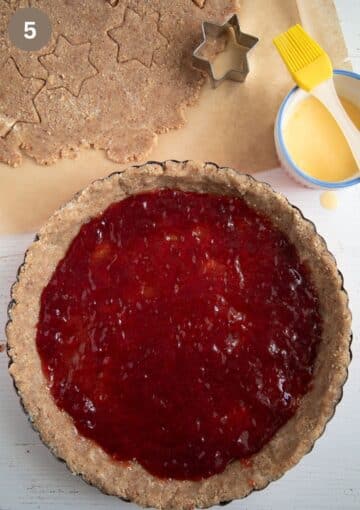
xmin=274 ymin=69 xmax=360 ymax=189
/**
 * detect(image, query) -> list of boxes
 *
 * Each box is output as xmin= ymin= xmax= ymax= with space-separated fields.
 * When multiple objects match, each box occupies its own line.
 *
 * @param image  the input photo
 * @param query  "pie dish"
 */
xmin=7 ymin=160 xmax=351 ymax=509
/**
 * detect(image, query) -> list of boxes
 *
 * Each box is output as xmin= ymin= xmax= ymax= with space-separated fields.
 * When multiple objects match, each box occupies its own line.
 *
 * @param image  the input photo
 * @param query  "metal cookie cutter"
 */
xmin=192 ymin=14 xmax=258 ymax=88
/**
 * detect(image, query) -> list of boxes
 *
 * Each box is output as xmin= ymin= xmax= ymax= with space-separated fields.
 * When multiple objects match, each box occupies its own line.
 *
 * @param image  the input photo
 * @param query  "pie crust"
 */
xmin=7 ymin=160 xmax=351 ymax=509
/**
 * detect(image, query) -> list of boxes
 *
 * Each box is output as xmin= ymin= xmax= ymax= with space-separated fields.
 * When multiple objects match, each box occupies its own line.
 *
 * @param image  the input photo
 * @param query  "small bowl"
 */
xmin=275 ymin=69 xmax=360 ymax=189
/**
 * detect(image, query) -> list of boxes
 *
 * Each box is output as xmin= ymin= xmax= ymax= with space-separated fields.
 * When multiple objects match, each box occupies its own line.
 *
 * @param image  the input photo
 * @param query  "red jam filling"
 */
xmin=36 ymin=189 xmax=322 ymax=480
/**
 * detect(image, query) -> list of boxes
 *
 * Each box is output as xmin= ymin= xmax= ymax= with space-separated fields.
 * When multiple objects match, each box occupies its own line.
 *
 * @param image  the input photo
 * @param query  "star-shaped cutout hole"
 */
xmin=39 ymin=36 xmax=98 ymax=97
xmin=193 ymin=15 xmax=258 ymax=88
xmin=108 ymin=7 xmax=167 ymax=68
xmin=0 ymin=58 xmax=44 ymax=137
xmin=192 ymin=0 xmax=207 ymax=7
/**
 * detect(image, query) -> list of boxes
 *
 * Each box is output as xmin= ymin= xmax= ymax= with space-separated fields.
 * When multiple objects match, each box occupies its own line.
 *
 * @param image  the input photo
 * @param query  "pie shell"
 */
xmin=7 ymin=160 xmax=352 ymax=509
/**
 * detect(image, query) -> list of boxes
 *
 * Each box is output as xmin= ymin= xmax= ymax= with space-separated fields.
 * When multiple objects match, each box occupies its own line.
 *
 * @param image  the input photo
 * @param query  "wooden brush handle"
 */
xmin=312 ymin=79 xmax=360 ymax=170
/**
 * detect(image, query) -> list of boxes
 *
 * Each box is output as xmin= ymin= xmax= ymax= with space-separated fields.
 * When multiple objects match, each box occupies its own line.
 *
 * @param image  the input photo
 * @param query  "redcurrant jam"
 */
xmin=36 ymin=190 xmax=322 ymax=480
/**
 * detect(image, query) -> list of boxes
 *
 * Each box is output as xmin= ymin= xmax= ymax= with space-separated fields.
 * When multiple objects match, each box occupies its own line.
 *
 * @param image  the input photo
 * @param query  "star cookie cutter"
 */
xmin=192 ymin=14 xmax=258 ymax=88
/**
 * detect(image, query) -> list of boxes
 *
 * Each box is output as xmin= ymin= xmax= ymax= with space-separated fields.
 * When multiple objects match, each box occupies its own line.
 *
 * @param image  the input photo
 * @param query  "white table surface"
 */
xmin=1 ymin=1 xmax=359 ymax=509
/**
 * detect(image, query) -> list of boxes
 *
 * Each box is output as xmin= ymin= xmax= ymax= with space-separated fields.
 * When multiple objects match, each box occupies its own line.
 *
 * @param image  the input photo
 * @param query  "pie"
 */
xmin=7 ymin=160 xmax=351 ymax=508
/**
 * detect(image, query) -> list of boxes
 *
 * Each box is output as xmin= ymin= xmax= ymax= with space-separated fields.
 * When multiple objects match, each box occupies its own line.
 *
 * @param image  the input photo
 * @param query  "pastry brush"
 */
xmin=273 ymin=24 xmax=360 ymax=170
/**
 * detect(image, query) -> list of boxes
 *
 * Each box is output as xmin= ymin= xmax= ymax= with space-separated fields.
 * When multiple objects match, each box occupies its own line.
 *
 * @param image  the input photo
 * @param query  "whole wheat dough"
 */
xmin=0 ymin=0 xmax=238 ymax=166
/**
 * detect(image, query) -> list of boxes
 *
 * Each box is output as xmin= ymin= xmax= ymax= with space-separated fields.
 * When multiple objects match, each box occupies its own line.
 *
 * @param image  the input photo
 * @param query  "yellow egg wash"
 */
xmin=320 ymin=190 xmax=339 ymax=210
xmin=284 ymin=96 xmax=360 ymax=182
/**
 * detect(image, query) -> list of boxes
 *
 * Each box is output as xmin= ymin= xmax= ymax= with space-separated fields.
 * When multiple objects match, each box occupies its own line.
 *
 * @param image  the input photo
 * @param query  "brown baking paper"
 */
xmin=0 ymin=0 xmax=350 ymax=234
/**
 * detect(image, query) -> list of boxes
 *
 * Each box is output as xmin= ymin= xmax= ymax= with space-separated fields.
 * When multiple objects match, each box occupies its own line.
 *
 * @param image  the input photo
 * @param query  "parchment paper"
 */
xmin=0 ymin=0 xmax=350 ymax=233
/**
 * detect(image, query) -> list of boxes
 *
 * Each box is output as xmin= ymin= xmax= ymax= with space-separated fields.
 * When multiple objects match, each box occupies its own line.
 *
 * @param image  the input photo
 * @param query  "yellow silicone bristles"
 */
xmin=273 ymin=24 xmax=333 ymax=91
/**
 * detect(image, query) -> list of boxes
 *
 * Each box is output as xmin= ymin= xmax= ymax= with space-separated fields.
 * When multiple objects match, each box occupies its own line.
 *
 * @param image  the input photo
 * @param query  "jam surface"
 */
xmin=36 ymin=190 xmax=322 ymax=480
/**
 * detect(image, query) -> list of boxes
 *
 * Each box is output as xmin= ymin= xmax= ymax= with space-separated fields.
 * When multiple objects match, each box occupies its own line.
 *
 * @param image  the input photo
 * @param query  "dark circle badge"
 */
xmin=8 ymin=7 xmax=52 ymax=52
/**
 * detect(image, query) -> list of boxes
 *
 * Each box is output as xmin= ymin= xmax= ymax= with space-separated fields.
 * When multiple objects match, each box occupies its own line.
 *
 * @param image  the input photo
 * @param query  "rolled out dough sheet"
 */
xmin=0 ymin=0 xmax=349 ymax=234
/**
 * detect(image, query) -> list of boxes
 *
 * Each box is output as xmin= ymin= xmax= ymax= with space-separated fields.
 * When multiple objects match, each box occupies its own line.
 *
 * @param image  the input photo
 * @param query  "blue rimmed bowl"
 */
xmin=274 ymin=69 xmax=360 ymax=189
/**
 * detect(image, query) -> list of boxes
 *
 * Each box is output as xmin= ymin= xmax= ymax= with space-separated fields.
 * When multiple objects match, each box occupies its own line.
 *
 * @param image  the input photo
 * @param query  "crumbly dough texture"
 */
xmin=7 ymin=161 xmax=351 ymax=509
xmin=0 ymin=0 xmax=237 ymax=166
